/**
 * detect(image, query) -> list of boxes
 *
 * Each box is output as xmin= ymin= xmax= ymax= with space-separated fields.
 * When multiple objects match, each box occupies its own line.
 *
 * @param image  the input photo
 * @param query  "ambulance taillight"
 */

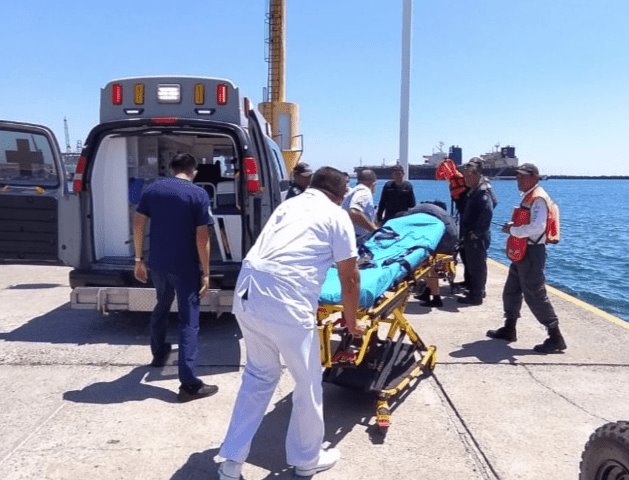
xmin=112 ymin=83 xmax=123 ymax=105
xmin=217 ymin=83 xmax=228 ymax=105
xmin=243 ymin=157 xmax=260 ymax=193
xmin=73 ymin=155 xmax=88 ymax=192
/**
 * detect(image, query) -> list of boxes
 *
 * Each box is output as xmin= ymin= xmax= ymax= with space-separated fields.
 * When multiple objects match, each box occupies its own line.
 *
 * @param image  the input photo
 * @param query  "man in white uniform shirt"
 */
xmin=217 ymin=167 xmax=365 ymax=480
xmin=342 ymin=168 xmax=378 ymax=246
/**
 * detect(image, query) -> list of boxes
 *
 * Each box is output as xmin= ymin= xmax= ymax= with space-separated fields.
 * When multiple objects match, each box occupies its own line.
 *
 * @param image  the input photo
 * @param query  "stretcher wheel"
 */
xmin=376 ymin=400 xmax=391 ymax=432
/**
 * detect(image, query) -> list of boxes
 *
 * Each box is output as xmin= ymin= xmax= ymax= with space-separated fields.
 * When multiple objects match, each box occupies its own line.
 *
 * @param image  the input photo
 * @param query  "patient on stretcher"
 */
xmin=319 ymin=212 xmax=446 ymax=308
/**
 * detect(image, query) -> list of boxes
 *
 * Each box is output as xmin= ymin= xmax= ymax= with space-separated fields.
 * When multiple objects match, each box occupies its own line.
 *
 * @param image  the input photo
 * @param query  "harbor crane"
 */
xmin=63 ymin=117 xmax=72 ymax=154
xmin=258 ymin=0 xmax=303 ymax=173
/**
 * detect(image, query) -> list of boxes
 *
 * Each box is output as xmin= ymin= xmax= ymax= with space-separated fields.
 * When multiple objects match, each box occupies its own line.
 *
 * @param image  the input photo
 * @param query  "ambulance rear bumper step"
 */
xmin=70 ymin=287 xmax=233 ymax=315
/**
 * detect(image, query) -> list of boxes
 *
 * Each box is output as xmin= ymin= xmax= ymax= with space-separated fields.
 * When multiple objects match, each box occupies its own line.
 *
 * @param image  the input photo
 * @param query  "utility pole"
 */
xmin=399 ymin=0 xmax=413 ymax=178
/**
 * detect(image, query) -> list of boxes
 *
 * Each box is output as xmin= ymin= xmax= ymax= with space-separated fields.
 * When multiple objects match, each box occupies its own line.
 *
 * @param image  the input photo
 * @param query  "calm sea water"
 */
xmin=370 ymin=178 xmax=629 ymax=322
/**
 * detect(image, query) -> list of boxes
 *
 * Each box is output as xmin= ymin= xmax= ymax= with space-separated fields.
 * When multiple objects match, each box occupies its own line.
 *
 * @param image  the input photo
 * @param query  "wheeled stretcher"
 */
xmin=317 ymin=213 xmax=455 ymax=430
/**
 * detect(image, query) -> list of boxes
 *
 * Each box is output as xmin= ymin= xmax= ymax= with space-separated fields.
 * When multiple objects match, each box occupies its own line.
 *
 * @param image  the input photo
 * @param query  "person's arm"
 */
xmin=196 ymin=225 xmax=210 ymax=297
xmin=132 ymin=212 xmax=149 ymax=283
xmin=408 ymin=183 xmax=417 ymax=208
xmin=336 ymin=257 xmax=365 ymax=337
xmin=473 ymin=192 xmax=493 ymax=236
xmin=348 ymin=208 xmax=378 ymax=233
xmin=376 ymin=187 xmax=387 ymax=223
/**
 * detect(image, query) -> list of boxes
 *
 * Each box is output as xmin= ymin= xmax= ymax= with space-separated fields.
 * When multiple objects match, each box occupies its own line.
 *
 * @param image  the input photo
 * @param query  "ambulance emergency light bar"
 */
xmin=110 ymin=82 xmax=228 ymax=106
xmin=101 ymin=77 xmax=240 ymax=124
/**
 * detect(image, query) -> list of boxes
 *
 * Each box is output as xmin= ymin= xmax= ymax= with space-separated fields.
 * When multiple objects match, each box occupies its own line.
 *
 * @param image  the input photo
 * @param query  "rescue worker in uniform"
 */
xmin=342 ymin=168 xmax=378 ymax=246
xmin=376 ymin=164 xmax=416 ymax=223
xmin=457 ymin=161 xmax=494 ymax=305
xmin=217 ymin=167 xmax=365 ymax=480
xmin=133 ymin=153 xmax=218 ymax=402
xmin=455 ymin=157 xmax=498 ymax=293
xmin=285 ymin=162 xmax=313 ymax=200
xmin=487 ymin=163 xmax=567 ymax=353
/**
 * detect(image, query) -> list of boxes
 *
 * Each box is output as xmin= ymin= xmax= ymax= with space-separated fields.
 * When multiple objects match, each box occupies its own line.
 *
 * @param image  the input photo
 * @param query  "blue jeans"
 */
xmin=150 ymin=269 xmax=201 ymax=388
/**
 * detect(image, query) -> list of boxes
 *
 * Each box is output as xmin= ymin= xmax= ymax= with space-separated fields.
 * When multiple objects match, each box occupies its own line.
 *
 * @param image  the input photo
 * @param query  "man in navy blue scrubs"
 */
xmin=133 ymin=153 xmax=218 ymax=402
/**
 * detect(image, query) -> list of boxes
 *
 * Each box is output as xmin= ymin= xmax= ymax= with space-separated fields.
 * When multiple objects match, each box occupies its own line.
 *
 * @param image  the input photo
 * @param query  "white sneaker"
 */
xmin=218 ymin=460 xmax=242 ymax=480
xmin=294 ymin=448 xmax=340 ymax=477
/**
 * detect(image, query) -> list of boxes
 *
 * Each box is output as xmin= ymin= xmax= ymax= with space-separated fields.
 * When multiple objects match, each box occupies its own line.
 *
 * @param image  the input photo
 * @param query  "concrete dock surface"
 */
xmin=1 ymin=260 xmax=628 ymax=479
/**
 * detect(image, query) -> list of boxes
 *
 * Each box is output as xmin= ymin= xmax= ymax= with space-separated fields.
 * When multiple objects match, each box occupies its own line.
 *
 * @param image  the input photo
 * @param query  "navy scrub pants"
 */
xmin=150 ymin=269 xmax=202 ymax=389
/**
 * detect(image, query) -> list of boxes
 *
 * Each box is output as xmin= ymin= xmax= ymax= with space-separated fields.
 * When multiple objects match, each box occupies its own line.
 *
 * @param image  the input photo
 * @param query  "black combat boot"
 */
xmin=415 ymin=287 xmax=431 ymax=302
xmin=486 ymin=320 xmax=517 ymax=342
xmin=533 ymin=327 xmax=567 ymax=354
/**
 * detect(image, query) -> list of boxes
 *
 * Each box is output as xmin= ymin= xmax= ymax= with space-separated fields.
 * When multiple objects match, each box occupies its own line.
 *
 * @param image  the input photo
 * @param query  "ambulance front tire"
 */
xmin=579 ymin=421 xmax=629 ymax=480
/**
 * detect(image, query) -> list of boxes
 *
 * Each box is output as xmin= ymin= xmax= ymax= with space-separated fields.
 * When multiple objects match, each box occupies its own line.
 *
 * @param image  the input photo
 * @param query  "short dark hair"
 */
xmin=170 ymin=153 xmax=197 ymax=174
xmin=310 ymin=166 xmax=348 ymax=200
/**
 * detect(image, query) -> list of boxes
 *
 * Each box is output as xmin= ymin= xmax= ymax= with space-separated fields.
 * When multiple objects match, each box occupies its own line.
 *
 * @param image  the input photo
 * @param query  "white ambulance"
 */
xmin=0 ymin=76 xmax=289 ymax=314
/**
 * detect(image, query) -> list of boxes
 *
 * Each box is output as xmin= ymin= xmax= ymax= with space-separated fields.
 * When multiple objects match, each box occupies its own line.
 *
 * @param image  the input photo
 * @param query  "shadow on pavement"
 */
xmin=7 ymin=283 xmax=65 ymax=289
xmin=172 ymin=381 xmax=388 ymax=479
xmin=63 ymin=366 xmax=178 ymax=404
xmin=0 ymin=305 xmax=240 ymax=352
xmin=404 ymin=295 xmax=462 ymax=315
xmin=449 ymin=339 xmax=538 ymax=364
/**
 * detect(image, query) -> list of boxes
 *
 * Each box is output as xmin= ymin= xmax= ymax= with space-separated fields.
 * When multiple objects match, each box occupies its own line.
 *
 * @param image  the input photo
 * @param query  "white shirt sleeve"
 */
xmin=349 ymin=187 xmax=369 ymax=212
xmin=510 ymin=197 xmax=547 ymax=239
xmin=332 ymin=212 xmax=358 ymax=262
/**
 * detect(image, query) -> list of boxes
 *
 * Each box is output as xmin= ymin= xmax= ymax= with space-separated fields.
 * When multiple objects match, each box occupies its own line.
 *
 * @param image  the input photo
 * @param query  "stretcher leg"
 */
xmin=318 ymin=256 xmax=443 ymax=432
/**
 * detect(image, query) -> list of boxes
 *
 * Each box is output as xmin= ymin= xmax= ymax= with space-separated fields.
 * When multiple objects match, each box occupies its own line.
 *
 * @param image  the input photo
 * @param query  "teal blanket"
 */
xmin=319 ymin=213 xmax=446 ymax=308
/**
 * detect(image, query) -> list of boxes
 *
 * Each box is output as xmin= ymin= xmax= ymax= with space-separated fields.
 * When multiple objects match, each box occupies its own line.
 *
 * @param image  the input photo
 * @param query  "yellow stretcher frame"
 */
xmin=317 ymin=253 xmax=454 ymax=431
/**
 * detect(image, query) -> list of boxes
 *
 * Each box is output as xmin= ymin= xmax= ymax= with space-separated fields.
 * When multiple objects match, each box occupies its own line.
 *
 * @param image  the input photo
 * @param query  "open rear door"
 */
xmin=244 ymin=101 xmax=284 ymax=253
xmin=0 ymin=121 xmax=68 ymax=263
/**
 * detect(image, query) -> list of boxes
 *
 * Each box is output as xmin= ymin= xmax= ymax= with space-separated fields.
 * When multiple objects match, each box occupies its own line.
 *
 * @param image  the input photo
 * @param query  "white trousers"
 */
xmin=219 ymin=280 xmax=324 ymax=467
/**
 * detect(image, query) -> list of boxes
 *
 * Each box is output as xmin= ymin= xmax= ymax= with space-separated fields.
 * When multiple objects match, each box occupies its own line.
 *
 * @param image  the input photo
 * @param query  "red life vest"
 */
xmin=435 ymin=159 xmax=467 ymax=200
xmin=506 ymin=186 xmax=560 ymax=262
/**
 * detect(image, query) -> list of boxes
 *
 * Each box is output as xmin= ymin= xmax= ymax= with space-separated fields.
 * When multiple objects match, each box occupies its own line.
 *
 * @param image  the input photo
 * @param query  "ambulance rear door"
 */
xmin=244 ymin=101 xmax=287 ymax=250
xmin=0 ymin=121 xmax=80 ymax=265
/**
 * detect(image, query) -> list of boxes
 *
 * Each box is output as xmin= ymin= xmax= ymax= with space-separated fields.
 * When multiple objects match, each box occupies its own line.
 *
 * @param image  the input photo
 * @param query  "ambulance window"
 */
xmin=0 ymin=130 xmax=59 ymax=187
xmin=266 ymin=138 xmax=287 ymax=181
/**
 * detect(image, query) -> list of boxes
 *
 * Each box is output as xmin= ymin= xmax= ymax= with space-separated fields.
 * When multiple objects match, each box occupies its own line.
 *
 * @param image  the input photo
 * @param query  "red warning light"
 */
xmin=112 ymin=83 xmax=123 ymax=105
xmin=216 ymin=83 xmax=228 ymax=105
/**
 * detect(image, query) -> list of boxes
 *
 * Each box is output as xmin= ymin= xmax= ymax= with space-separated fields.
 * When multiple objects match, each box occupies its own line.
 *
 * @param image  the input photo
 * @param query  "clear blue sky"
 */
xmin=2 ymin=0 xmax=628 ymax=175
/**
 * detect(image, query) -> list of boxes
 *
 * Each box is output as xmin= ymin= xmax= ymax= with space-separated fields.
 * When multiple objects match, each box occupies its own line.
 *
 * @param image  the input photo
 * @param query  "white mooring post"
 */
xmin=399 ymin=0 xmax=413 ymax=178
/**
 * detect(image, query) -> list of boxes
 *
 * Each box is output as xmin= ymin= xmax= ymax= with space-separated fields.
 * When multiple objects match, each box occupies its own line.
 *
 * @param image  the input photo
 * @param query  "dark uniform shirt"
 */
xmin=376 ymin=180 xmax=416 ymax=223
xmin=285 ymin=182 xmax=305 ymax=200
xmin=136 ymin=177 xmax=211 ymax=275
xmin=459 ymin=184 xmax=494 ymax=240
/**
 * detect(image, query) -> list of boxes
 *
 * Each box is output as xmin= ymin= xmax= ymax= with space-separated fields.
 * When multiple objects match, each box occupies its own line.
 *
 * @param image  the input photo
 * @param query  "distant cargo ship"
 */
xmin=355 ymin=143 xmax=519 ymax=180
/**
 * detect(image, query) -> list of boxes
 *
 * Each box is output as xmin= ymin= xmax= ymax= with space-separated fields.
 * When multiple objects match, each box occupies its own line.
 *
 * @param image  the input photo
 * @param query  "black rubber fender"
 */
xmin=579 ymin=421 xmax=629 ymax=480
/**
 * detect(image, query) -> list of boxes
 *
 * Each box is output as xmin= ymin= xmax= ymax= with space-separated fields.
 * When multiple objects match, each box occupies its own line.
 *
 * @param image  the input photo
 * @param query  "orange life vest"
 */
xmin=506 ymin=186 xmax=560 ymax=262
xmin=435 ymin=159 xmax=467 ymax=200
